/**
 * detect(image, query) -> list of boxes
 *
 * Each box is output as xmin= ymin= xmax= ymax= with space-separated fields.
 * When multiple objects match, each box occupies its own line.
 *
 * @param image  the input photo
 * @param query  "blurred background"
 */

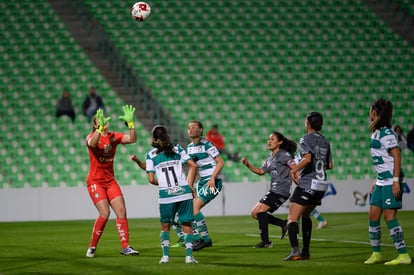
xmin=0 ymin=0 xmax=413 ymax=208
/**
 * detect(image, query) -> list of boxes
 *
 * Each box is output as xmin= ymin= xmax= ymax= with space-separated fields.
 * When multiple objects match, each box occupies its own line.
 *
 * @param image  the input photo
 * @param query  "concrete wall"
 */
xmin=0 ymin=179 xmax=413 ymax=222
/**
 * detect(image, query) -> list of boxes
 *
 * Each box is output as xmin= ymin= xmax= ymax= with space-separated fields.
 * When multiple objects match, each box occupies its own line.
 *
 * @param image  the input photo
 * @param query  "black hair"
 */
xmin=394 ymin=125 xmax=403 ymax=134
xmin=306 ymin=112 xmax=323 ymax=131
xmin=370 ymin=99 xmax=393 ymax=132
xmin=151 ymin=125 xmax=174 ymax=156
xmin=271 ymin=131 xmax=297 ymax=156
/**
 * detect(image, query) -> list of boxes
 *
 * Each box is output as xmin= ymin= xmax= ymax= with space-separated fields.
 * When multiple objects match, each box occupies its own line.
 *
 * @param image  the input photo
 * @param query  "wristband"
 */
xmin=393 ymin=177 xmax=399 ymax=182
xmin=127 ymin=121 xmax=135 ymax=129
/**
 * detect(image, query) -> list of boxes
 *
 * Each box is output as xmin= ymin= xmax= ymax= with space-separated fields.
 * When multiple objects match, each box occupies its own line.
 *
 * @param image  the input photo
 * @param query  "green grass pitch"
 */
xmin=0 ymin=212 xmax=413 ymax=274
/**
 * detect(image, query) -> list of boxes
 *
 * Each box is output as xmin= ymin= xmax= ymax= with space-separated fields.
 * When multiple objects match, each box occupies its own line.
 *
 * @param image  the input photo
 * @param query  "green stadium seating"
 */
xmin=0 ymin=0 xmax=152 ymax=189
xmin=1 ymin=0 xmax=413 ymax=187
xmin=81 ymin=0 xmax=413 ymax=181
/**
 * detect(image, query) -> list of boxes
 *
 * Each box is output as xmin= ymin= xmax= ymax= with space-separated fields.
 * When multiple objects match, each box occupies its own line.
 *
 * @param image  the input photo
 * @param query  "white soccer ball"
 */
xmin=131 ymin=2 xmax=151 ymax=21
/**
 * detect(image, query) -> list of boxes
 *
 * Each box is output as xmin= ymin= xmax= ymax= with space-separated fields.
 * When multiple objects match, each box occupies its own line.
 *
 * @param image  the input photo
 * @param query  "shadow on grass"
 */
xmin=210 ymin=262 xmax=283 ymax=269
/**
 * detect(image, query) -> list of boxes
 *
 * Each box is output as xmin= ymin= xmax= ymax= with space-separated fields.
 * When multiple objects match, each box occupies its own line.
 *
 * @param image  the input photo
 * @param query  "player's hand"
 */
xmin=190 ymin=186 xmax=197 ymax=199
xmin=130 ymin=154 xmax=146 ymax=170
xmin=369 ymin=180 xmax=376 ymax=193
xmin=392 ymin=181 xmax=401 ymax=199
xmin=290 ymin=170 xmax=300 ymax=185
xmin=207 ymin=178 xmax=215 ymax=189
xmin=119 ymin=105 xmax=135 ymax=129
xmin=241 ymin=157 xmax=249 ymax=167
xmin=96 ymin=109 xmax=111 ymax=133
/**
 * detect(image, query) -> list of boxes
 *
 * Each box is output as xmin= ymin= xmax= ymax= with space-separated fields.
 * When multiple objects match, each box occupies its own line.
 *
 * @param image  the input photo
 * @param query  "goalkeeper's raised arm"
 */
xmin=119 ymin=105 xmax=137 ymax=144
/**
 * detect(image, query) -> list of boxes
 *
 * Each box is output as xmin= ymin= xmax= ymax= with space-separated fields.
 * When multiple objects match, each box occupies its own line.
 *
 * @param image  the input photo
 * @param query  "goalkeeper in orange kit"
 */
xmin=85 ymin=105 xmax=139 ymax=257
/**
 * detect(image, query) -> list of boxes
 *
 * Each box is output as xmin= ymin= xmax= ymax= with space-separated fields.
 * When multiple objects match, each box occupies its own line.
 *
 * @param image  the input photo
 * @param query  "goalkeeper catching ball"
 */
xmin=85 ymin=105 xmax=139 ymax=257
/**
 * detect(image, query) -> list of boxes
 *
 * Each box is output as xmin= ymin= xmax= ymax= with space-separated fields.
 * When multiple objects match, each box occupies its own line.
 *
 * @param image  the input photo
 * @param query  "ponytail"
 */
xmin=271 ymin=131 xmax=297 ymax=155
xmin=369 ymin=99 xmax=393 ymax=132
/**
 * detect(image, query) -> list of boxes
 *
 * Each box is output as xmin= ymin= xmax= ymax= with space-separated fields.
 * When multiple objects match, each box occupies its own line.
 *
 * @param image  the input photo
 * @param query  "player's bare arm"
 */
xmin=148 ymin=172 xmax=159 ymax=186
xmin=290 ymin=153 xmax=311 ymax=184
xmin=241 ymin=157 xmax=265 ymax=176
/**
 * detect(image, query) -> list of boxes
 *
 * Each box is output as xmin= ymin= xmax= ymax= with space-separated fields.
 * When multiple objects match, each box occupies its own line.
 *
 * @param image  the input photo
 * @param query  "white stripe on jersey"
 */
xmin=370 ymin=127 xmax=398 ymax=186
xmin=187 ymin=139 xmax=219 ymax=179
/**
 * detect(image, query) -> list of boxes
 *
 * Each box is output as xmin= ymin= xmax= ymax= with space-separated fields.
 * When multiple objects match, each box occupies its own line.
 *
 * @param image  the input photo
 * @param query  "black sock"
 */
xmin=257 ymin=212 xmax=270 ymax=243
xmin=267 ymin=213 xmax=286 ymax=228
xmin=288 ymin=222 xmax=299 ymax=249
xmin=301 ymin=217 xmax=312 ymax=252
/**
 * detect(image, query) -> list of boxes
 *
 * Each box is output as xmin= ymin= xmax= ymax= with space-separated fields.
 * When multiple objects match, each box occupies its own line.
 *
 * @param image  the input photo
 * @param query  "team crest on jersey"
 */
xmin=94 ymin=192 xmax=99 ymax=199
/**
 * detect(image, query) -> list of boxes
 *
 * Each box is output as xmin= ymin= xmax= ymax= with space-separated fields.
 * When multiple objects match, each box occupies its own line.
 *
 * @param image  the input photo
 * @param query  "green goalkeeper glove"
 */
xmin=96 ymin=109 xmax=111 ymax=134
xmin=119 ymin=105 xmax=136 ymax=129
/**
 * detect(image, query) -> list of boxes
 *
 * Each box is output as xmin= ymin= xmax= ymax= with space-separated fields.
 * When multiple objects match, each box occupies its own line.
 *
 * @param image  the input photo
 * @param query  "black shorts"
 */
xmin=290 ymin=187 xmax=325 ymax=206
xmin=259 ymin=191 xmax=289 ymax=213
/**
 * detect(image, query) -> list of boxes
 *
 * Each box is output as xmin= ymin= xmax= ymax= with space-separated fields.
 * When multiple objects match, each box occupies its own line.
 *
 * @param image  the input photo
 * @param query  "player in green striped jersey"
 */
xmin=187 ymin=121 xmax=225 ymax=251
xmin=364 ymin=99 xmax=411 ymax=265
xmin=145 ymin=125 xmax=198 ymax=264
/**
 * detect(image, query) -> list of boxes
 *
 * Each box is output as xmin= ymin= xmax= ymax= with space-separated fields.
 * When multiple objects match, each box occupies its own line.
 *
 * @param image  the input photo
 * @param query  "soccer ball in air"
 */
xmin=131 ymin=2 xmax=151 ymax=21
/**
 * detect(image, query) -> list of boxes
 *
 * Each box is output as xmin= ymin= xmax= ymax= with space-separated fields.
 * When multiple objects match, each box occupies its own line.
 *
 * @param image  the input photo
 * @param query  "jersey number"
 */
xmin=315 ymin=159 xmax=326 ymax=181
xmin=161 ymin=167 xmax=178 ymax=187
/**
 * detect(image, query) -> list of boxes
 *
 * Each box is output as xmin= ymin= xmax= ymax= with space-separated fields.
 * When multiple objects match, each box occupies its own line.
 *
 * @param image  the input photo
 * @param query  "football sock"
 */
xmin=160 ymin=231 xmax=170 ymax=256
xmin=311 ymin=209 xmax=325 ymax=222
xmin=89 ymin=215 xmax=108 ymax=248
xmin=257 ymin=212 xmax=270 ymax=243
xmin=266 ymin=213 xmax=286 ymax=228
xmin=386 ymin=219 xmax=407 ymax=254
xmin=194 ymin=212 xmax=210 ymax=242
xmin=184 ymin=233 xmax=193 ymax=257
xmin=287 ymin=222 xmax=299 ymax=251
xmin=172 ymin=222 xmax=185 ymax=241
xmin=302 ymin=217 xmax=312 ymax=250
xmin=192 ymin=221 xmax=200 ymax=241
xmin=116 ymin=218 xmax=129 ymax=249
xmin=368 ymin=220 xmax=381 ymax=252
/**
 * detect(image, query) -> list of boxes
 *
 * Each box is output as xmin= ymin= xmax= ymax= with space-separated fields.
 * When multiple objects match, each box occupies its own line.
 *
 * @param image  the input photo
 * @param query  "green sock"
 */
xmin=194 ymin=212 xmax=210 ymax=242
xmin=368 ymin=220 xmax=381 ymax=252
xmin=386 ymin=219 xmax=407 ymax=254
xmin=160 ymin=231 xmax=170 ymax=256
xmin=184 ymin=233 xmax=193 ymax=257
xmin=311 ymin=209 xmax=325 ymax=222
